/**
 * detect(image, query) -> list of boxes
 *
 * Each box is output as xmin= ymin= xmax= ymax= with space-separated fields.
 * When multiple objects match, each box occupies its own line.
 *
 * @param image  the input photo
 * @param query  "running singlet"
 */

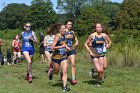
xmin=45 ymin=35 xmax=55 ymax=51
xmin=92 ymin=34 xmax=105 ymax=54
xmin=52 ymin=34 xmax=67 ymax=59
xmin=13 ymin=40 xmax=21 ymax=51
xmin=56 ymin=36 xmax=67 ymax=55
xmin=22 ymin=31 xmax=34 ymax=50
xmin=65 ymin=31 xmax=74 ymax=47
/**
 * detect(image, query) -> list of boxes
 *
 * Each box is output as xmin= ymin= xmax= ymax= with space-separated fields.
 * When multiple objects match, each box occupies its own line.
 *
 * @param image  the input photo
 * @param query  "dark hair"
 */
xmin=24 ymin=21 xmax=31 ymax=26
xmin=93 ymin=23 xmax=103 ymax=31
xmin=65 ymin=20 xmax=73 ymax=25
xmin=46 ymin=23 xmax=64 ymax=35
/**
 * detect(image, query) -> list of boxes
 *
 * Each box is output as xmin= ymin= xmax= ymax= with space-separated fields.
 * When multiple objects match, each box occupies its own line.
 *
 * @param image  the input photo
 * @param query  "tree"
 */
xmin=28 ymin=0 xmax=57 ymax=29
xmin=0 ymin=3 xmax=30 ymax=29
xmin=57 ymin=0 xmax=88 ymax=20
xmin=116 ymin=0 xmax=140 ymax=30
xmin=0 ymin=12 xmax=7 ymax=30
xmin=75 ymin=6 xmax=110 ymax=36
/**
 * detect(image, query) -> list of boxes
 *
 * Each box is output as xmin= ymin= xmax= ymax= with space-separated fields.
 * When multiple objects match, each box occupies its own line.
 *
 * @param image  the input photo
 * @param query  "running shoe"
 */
xmin=62 ymin=86 xmax=70 ymax=92
xmin=25 ymin=73 xmax=29 ymax=80
xmin=95 ymin=81 xmax=101 ymax=86
xmin=71 ymin=80 xmax=77 ymax=85
xmin=29 ymin=76 xmax=32 ymax=83
xmin=48 ymin=69 xmax=53 ymax=80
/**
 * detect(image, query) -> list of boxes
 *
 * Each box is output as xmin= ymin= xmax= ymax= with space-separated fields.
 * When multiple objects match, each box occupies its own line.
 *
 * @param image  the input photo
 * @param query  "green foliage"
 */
xmin=116 ymin=0 xmax=140 ymax=30
xmin=75 ymin=6 xmax=110 ymax=36
xmin=28 ymin=0 xmax=58 ymax=29
xmin=90 ymin=0 xmax=120 ymax=19
xmin=0 ymin=1 xmax=58 ymax=30
xmin=111 ymin=29 xmax=140 ymax=45
xmin=57 ymin=0 xmax=87 ymax=19
xmin=0 ymin=3 xmax=30 ymax=30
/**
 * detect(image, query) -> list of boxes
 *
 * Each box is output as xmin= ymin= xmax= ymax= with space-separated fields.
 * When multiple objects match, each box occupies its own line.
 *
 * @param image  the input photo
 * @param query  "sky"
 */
xmin=0 ymin=0 xmax=123 ymax=12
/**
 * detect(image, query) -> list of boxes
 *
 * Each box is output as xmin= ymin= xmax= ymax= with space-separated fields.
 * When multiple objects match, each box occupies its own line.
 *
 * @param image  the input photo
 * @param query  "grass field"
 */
xmin=0 ymin=51 xmax=140 ymax=93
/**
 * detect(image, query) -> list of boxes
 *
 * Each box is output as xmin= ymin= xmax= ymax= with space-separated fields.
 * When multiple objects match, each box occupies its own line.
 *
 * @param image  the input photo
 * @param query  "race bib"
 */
xmin=67 ymin=39 xmax=72 ymax=47
xmin=47 ymin=39 xmax=53 ymax=44
xmin=59 ymin=48 xmax=66 ymax=55
xmin=46 ymin=46 xmax=53 ymax=51
xmin=25 ymin=42 xmax=32 ymax=47
xmin=96 ymin=47 xmax=103 ymax=54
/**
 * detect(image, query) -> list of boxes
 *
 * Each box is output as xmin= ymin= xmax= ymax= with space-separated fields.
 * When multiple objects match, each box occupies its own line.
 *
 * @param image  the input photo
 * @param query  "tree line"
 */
xmin=0 ymin=0 xmax=140 ymax=37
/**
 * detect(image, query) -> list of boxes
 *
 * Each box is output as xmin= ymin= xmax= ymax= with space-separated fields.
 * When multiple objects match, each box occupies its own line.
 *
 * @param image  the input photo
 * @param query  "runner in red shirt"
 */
xmin=12 ymin=35 xmax=22 ymax=64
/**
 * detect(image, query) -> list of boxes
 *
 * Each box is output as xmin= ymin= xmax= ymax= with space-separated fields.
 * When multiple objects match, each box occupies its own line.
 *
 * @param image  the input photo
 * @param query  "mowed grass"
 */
xmin=0 ymin=52 xmax=140 ymax=93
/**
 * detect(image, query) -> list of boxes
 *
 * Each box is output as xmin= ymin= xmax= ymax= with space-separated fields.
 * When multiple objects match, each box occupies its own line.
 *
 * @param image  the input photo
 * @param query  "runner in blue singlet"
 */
xmin=21 ymin=22 xmax=38 ymax=83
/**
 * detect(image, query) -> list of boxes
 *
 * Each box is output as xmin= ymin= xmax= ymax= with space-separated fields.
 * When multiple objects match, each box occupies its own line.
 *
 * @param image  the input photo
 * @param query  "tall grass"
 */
xmin=0 ymin=29 xmax=140 ymax=67
xmin=108 ymin=42 xmax=140 ymax=67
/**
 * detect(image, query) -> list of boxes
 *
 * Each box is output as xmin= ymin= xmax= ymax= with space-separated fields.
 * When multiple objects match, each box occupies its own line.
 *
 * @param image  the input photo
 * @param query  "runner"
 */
xmin=39 ymin=32 xmax=45 ymax=63
xmin=84 ymin=23 xmax=109 ymax=86
xmin=65 ymin=20 xmax=78 ymax=85
xmin=44 ymin=26 xmax=55 ymax=71
xmin=12 ymin=35 xmax=22 ymax=64
xmin=48 ymin=24 xmax=71 ymax=92
xmin=21 ymin=22 xmax=38 ymax=83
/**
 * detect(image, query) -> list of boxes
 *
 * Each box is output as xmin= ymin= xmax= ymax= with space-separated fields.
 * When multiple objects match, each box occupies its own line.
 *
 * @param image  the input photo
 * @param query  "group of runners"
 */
xmin=0 ymin=20 xmax=111 ymax=92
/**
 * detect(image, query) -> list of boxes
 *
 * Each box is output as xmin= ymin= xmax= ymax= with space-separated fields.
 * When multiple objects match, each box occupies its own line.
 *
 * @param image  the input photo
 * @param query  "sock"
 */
xmin=72 ymin=76 xmax=76 ymax=80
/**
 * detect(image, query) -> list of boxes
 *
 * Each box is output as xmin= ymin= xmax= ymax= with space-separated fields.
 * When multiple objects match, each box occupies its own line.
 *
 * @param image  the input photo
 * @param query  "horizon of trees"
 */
xmin=0 ymin=0 xmax=139 ymax=36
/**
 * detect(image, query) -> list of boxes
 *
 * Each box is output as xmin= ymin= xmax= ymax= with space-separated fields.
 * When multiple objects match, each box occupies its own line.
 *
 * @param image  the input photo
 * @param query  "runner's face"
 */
xmin=96 ymin=24 xmax=102 ymax=33
xmin=15 ymin=35 xmax=19 ymax=40
xmin=24 ymin=23 xmax=31 ymax=31
xmin=66 ymin=22 xmax=72 ymax=30
xmin=59 ymin=25 xmax=66 ymax=35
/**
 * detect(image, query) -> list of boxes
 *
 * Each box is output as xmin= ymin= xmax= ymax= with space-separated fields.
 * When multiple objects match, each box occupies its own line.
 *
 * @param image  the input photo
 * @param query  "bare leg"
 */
xmin=23 ymin=52 xmax=32 ymax=78
xmin=61 ymin=60 xmax=68 ymax=87
xmin=68 ymin=54 xmax=76 ymax=80
xmin=45 ymin=51 xmax=52 ymax=70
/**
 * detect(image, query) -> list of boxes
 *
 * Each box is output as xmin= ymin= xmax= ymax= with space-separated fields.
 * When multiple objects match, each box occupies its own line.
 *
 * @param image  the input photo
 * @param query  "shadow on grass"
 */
xmin=92 ymin=74 xmax=98 ymax=79
xmin=17 ymin=76 xmax=39 ymax=80
xmin=50 ymin=82 xmax=62 ymax=88
xmin=82 ymin=79 xmax=97 ymax=85
xmin=44 ymin=70 xmax=48 ymax=73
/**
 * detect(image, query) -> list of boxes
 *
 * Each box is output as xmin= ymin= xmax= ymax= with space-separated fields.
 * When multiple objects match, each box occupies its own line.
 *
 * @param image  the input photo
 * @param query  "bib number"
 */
xmin=67 ymin=40 xmax=72 ymax=47
xmin=25 ymin=42 xmax=32 ymax=47
xmin=46 ymin=46 xmax=53 ymax=51
xmin=47 ymin=39 xmax=53 ymax=44
xmin=59 ymin=48 xmax=66 ymax=55
xmin=96 ymin=47 xmax=103 ymax=54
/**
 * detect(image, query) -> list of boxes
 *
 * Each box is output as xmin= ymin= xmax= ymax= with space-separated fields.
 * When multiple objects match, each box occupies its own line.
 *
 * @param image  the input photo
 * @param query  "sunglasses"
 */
xmin=26 ymin=26 xmax=31 ymax=28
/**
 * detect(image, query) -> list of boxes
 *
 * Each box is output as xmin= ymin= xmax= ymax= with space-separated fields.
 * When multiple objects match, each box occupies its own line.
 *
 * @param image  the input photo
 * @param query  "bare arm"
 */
xmin=12 ymin=40 xmax=14 ymax=47
xmin=32 ymin=31 xmax=38 ymax=44
xmin=43 ymin=36 xmax=47 ymax=47
xmin=84 ymin=34 xmax=94 ymax=56
xmin=51 ymin=35 xmax=63 ymax=50
xmin=51 ymin=35 xmax=70 ymax=50
xmin=73 ymin=32 xmax=79 ymax=47
xmin=0 ymin=39 xmax=3 ymax=46
xmin=103 ymin=33 xmax=111 ymax=48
